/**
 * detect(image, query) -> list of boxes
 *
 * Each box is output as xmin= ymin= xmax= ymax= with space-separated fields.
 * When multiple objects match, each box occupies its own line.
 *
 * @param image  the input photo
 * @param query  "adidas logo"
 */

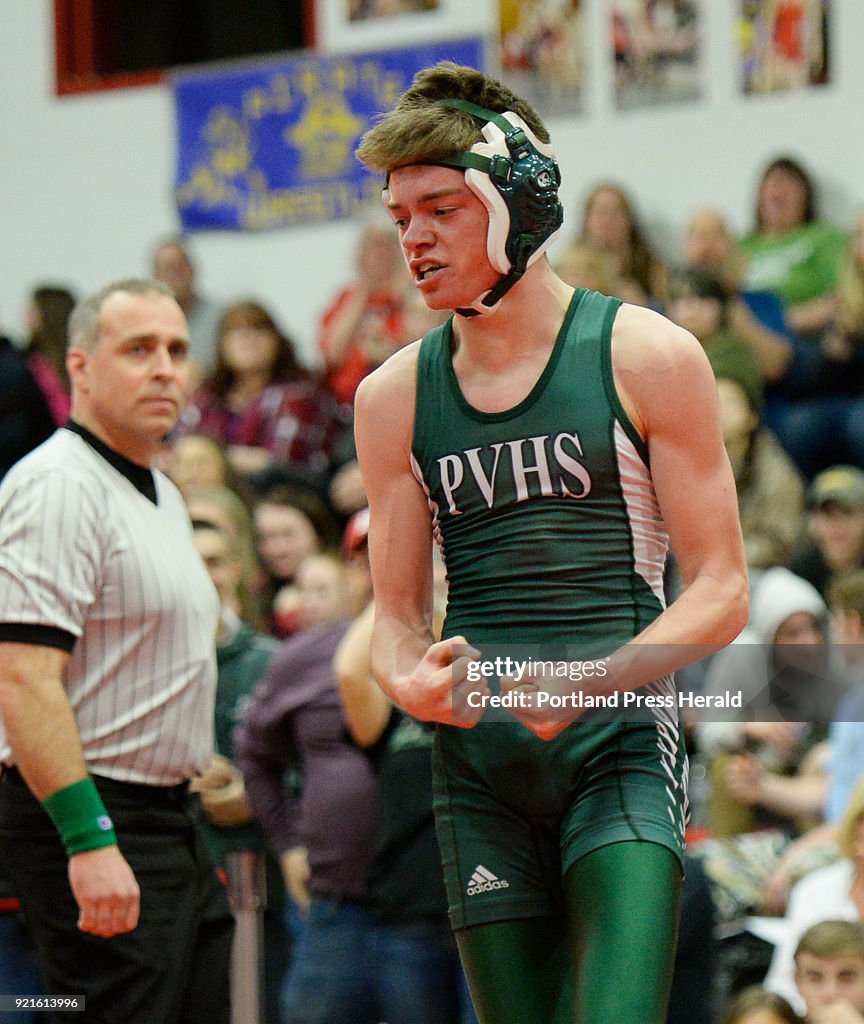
xmin=466 ymin=864 xmax=510 ymax=896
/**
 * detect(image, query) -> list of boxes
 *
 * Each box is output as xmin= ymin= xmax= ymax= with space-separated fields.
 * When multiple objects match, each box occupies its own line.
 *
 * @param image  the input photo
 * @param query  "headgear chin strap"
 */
xmin=433 ymin=98 xmax=564 ymax=317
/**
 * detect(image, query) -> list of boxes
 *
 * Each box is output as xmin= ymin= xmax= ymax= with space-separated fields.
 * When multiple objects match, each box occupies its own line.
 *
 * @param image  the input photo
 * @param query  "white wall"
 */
xmin=2 ymin=1 xmax=862 ymax=363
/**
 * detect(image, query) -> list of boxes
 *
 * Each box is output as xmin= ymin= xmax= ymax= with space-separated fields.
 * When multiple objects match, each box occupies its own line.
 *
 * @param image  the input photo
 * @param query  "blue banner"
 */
xmin=172 ymin=38 xmax=486 ymax=232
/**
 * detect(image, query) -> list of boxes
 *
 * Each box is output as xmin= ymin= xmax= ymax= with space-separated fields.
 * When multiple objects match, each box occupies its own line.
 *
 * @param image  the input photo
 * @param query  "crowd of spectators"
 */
xmin=3 ymin=151 xmax=864 ymax=1023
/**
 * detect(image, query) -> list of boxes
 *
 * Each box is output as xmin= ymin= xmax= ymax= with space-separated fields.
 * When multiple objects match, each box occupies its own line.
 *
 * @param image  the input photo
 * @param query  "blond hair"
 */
xmin=721 ymin=986 xmax=801 ymax=1024
xmin=795 ymin=920 xmax=864 ymax=962
xmin=356 ymin=61 xmax=549 ymax=175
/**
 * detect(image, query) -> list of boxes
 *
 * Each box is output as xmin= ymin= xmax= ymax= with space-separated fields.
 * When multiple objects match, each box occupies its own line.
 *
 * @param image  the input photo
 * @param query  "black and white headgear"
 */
xmin=432 ymin=98 xmax=565 ymax=316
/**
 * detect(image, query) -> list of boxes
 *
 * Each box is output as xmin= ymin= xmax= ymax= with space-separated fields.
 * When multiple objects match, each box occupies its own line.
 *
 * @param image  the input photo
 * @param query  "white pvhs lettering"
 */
xmin=437 ymin=432 xmax=592 ymax=514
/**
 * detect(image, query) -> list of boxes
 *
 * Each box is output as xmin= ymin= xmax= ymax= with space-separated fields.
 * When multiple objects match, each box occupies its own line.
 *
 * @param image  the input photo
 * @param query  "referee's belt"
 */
xmin=0 ymin=765 xmax=191 ymax=805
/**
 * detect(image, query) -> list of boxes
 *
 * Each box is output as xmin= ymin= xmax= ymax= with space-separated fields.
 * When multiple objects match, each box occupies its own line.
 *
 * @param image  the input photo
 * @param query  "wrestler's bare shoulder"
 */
xmin=609 ymin=303 xmax=717 ymax=436
xmin=358 ymin=339 xmax=420 ymax=399
xmin=611 ymin=301 xmax=706 ymax=375
xmin=354 ymin=339 xmax=421 ymax=434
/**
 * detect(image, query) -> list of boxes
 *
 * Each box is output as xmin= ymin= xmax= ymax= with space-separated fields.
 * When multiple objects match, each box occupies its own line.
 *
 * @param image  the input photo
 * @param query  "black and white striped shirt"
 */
xmin=0 ymin=424 xmax=219 ymax=785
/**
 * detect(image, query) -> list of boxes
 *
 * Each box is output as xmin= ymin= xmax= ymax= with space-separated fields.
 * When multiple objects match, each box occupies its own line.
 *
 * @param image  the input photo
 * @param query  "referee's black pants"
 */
xmin=0 ymin=769 xmax=234 ymax=1024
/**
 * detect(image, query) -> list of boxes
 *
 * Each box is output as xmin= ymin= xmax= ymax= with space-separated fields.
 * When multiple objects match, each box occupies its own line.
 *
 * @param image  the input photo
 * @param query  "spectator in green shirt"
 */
xmin=741 ymin=156 xmax=846 ymax=340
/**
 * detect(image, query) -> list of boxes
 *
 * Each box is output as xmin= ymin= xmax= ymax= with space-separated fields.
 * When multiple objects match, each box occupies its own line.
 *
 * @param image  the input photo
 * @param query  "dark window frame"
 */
xmin=53 ymin=0 xmax=318 ymax=97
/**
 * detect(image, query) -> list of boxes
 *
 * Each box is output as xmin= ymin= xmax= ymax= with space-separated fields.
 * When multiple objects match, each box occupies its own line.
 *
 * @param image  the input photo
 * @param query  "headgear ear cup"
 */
xmin=433 ymin=98 xmax=565 ymax=315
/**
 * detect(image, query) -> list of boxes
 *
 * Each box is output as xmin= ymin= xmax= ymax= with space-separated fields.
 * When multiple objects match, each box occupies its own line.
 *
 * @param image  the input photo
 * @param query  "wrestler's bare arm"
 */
xmin=500 ymin=303 xmax=749 ymax=739
xmin=354 ymin=345 xmax=487 ymax=726
xmin=609 ymin=303 xmax=750 ymax=679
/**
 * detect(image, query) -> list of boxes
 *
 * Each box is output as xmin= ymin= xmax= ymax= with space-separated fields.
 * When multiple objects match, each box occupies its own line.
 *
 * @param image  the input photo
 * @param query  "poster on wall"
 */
xmin=171 ymin=38 xmax=486 ymax=231
xmin=317 ymin=0 xmax=494 ymax=54
xmin=611 ymin=0 xmax=702 ymax=110
xmin=739 ymin=0 xmax=830 ymax=95
xmin=348 ymin=0 xmax=440 ymax=20
xmin=498 ymin=0 xmax=585 ymax=116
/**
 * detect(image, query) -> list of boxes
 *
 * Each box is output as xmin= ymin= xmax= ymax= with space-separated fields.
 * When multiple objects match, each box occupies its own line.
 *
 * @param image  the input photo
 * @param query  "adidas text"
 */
xmin=467 ymin=865 xmax=510 ymax=896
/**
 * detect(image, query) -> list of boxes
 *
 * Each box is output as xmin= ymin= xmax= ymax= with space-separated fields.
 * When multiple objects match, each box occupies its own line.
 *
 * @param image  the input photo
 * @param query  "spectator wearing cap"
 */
xmin=341 ymin=506 xmax=370 ymax=560
xmin=341 ymin=508 xmax=372 ymax=617
xmin=789 ymin=466 xmax=864 ymax=600
xmin=712 ymin=348 xmax=806 ymax=573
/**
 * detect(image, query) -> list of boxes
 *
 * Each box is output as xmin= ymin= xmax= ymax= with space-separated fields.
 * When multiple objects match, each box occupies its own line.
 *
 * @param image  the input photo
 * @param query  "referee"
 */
xmin=0 ymin=279 xmax=233 ymax=1022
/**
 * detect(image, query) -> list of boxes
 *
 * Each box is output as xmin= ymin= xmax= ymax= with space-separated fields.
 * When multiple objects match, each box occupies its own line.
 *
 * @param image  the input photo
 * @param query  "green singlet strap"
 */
xmin=435 ymin=97 xmax=518 ymax=138
xmin=433 ymin=98 xmax=528 ymax=172
xmin=433 ymin=150 xmax=492 ymax=174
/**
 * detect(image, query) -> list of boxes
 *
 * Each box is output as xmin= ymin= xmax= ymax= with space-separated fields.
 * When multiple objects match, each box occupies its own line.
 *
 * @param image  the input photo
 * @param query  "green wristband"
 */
xmin=41 ymin=778 xmax=117 ymax=855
